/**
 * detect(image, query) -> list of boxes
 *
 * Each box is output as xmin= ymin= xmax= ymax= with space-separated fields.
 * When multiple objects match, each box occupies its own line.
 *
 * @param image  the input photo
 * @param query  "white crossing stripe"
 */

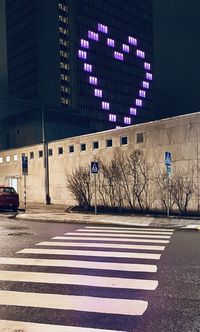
xmin=0 ymin=257 xmax=157 ymax=273
xmin=37 ymin=241 xmax=165 ymax=251
xmin=85 ymin=226 xmax=174 ymax=232
xmin=17 ymin=248 xmax=161 ymax=260
xmin=0 ymin=270 xmax=158 ymax=290
xmin=0 ymin=320 xmax=128 ymax=332
xmin=53 ymin=236 xmax=169 ymax=244
xmin=64 ymin=232 xmax=171 ymax=239
xmin=76 ymin=229 xmax=173 ymax=235
xmin=0 ymin=290 xmax=148 ymax=316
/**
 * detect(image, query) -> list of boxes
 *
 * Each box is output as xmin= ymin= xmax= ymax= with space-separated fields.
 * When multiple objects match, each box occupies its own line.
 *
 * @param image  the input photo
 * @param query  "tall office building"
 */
xmin=0 ymin=0 xmax=154 ymax=149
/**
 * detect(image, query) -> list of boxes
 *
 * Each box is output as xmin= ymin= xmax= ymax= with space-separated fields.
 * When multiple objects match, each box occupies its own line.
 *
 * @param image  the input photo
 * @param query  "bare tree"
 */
xmin=154 ymin=167 xmax=175 ymax=211
xmin=66 ymin=166 xmax=93 ymax=210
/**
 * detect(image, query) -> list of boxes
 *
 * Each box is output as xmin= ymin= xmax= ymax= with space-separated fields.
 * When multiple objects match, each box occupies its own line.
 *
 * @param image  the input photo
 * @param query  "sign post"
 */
xmin=91 ymin=162 xmax=99 ymax=215
xmin=165 ymin=152 xmax=171 ymax=217
xmin=22 ymin=155 xmax=28 ymax=208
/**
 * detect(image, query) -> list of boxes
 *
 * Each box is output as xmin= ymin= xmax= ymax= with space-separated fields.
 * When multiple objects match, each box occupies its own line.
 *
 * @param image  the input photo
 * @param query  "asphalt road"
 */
xmin=0 ymin=214 xmax=199 ymax=332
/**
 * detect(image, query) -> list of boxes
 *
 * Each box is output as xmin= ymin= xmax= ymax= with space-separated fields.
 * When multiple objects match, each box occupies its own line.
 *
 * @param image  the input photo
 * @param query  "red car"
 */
xmin=0 ymin=186 xmax=19 ymax=212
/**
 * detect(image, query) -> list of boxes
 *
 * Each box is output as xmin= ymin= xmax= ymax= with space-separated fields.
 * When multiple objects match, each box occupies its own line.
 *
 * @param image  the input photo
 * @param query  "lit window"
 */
xmin=88 ymin=31 xmax=99 ymax=41
xmin=6 ymin=156 xmax=10 ymax=162
xmin=13 ymin=154 xmax=18 ymax=161
xmin=98 ymin=23 xmax=108 ymax=34
xmin=0 ymin=157 xmax=3 ymax=163
xmin=116 ymin=126 xmax=122 ymax=129
xmin=106 ymin=139 xmax=112 ymax=148
xmin=80 ymin=143 xmax=86 ymax=151
xmin=144 ymin=62 xmax=151 ymax=70
xmin=102 ymin=101 xmax=110 ymax=110
xmin=94 ymin=89 xmax=102 ymax=97
xmin=136 ymin=49 xmax=145 ymax=58
xmin=142 ymin=81 xmax=149 ymax=89
xmin=139 ymin=90 xmax=146 ymax=98
xmin=93 ymin=141 xmax=99 ymax=149
xmin=107 ymin=38 xmax=115 ymax=47
xmin=78 ymin=50 xmax=87 ymax=59
xmin=124 ymin=117 xmax=131 ymax=125
xmin=114 ymin=51 xmax=124 ymax=61
xmin=121 ymin=136 xmax=128 ymax=145
xmin=80 ymin=39 xmax=89 ymax=49
xmin=84 ymin=63 xmax=92 ymax=72
xmin=128 ymin=36 xmax=137 ymax=45
xmin=109 ymin=114 xmax=116 ymax=122
xmin=122 ymin=44 xmax=129 ymax=53
xmin=146 ymin=72 xmax=153 ymax=80
xmin=130 ymin=108 xmax=137 ymax=115
xmin=136 ymin=99 xmax=143 ymax=107
xmin=89 ymin=76 xmax=97 ymax=85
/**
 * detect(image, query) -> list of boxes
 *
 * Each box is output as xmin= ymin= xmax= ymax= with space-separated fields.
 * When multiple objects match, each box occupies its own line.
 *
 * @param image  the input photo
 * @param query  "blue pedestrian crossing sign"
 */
xmin=91 ymin=161 xmax=99 ymax=174
xmin=165 ymin=151 xmax=171 ymax=165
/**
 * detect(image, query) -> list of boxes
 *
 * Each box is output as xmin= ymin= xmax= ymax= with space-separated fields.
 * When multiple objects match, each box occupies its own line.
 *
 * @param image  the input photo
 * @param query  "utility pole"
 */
xmin=42 ymin=107 xmax=50 ymax=205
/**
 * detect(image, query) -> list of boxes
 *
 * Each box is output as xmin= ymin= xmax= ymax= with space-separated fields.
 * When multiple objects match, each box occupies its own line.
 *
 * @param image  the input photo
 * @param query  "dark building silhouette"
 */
xmin=0 ymin=0 xmax=154 ymax=149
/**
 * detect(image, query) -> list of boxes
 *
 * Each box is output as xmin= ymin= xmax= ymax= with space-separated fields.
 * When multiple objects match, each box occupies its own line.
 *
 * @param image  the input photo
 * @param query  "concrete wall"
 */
xmin=0 ymin=112 xmax=200 ymax=209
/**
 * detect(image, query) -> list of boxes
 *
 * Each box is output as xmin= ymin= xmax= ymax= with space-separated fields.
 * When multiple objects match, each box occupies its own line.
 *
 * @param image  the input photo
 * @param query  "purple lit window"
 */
xmin=122 ymin=44 xmax=129 ymax=53
xmin=98 ymin=23 xmax=108 ymax=34
xmin=84 ymin=63 xmax=92 ymax=72
xmin=136 ymin=49 xmax=145 ymax=58
xmin=94 ymin=89 xmax=102 ymax=97
xmin=142 ymin=81 xmax=149 ymax=89
xmin=128 ymin=36 xmax=137 ymax=45
xmin=136 ymin=99 xmax=143 ymax=107
xmin=107 ymin=38 xmax=115 ymax=47
xmin=102 ymin=101 xmax=110 ymax=110
xmin=144 ymin=62 xmax=151 ymax=70
xmin=109 ymin=114 xmax=116 ymax=122
xmin=146 ymin=72 xmax=153 ymax=80
xmin=124 ymin=117 xmax=131 ymax=125
xmin=114 ymin=51 xmax=124 ymax=61
xmin=89 ymin=76 xmax=97 ymax=85
xmin=88 ymin=31 xmax=99 ymax=41
xmin=78 ymin=50 xmax=87 ymax=59
xmin=130 ymin=108 xmax=137 ymax=115
xmin=80 ymin=39 xmax=89 ymax=49
xmin=139 ymin=90 xmax=146 ymax=98
xmin=116 ymin=126 xmax=122 ymax=129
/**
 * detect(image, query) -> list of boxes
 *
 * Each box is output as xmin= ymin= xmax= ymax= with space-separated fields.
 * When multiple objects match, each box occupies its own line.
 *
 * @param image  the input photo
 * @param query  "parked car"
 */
xmin=0 ymin=186 xmax=19 ymax=212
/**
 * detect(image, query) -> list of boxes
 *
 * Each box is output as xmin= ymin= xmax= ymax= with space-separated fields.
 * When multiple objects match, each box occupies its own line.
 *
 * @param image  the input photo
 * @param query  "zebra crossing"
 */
xmin=0 ymin=225 xmax=174 ymax=331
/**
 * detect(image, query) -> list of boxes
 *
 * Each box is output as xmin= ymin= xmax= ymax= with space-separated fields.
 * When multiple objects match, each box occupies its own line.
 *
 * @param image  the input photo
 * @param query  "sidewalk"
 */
xmin=15 ymin=203 xmax=200 ymax=230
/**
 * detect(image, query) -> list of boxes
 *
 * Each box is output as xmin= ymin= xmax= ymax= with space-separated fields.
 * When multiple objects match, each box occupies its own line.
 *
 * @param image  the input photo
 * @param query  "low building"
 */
xmin=0 ymin=112 xmax=200 ymax=212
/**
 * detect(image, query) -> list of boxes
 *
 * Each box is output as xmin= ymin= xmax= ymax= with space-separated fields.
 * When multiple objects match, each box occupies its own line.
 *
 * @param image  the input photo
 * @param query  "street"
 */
xmin=0 ymin=215 xmax=199 ymax=332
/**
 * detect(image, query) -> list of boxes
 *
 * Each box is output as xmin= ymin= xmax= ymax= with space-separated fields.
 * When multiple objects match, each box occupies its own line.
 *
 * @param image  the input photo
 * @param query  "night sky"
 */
xmin=153 ymin=0 xmax=200 ymax=119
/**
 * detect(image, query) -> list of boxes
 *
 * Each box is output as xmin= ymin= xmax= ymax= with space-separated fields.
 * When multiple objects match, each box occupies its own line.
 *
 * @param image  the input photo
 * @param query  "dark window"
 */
xmin=30 ymin=152 xmax=34 ymax=159
xmin=93 ymin=141 xmax=99 ymax=149
xmin=121 ymin=136 xmax=128 ymax=145
xmin=39 ymin=150 xmax=43 ymax=158
xmin=106 ymin=139 xmax=112 ymax=148
xmin=81 ymin=143 xmax=86 ymax=151
xmin=69 ymin=145 xmax=74 ymax=153
xmin=48 ymin=149 xmax=53 ymax=156
xmin=136 ymin=133 xmax=144 ymax=143
xmin=58 ymin=147 xmax=63 ymax=155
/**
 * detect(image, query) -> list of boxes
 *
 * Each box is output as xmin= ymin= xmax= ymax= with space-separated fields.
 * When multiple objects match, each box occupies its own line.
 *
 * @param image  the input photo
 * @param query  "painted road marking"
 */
xmin=64 ymin=232 xmax=171 ymax=239
xmin=76 ymin=229 xmax=173 ymax=235
xmin=17 ymin=248 xmax=161 ymax=260
xmin=0 ymin=320 xmax=128 ymax=332
xmin=0 ymin=270 xmax=158 ymax=290
xmin=0 ymin=290 xmax=148 ymax=316
xmin=0 ymin=257 xmax=157 ymax=273
xmin=53 ymin=236 xmax=170 ymax=244
xmin=85 ymin=227 xmax=174 ymax=232
xmin=37 ymin=241 xmax=165 ymax=251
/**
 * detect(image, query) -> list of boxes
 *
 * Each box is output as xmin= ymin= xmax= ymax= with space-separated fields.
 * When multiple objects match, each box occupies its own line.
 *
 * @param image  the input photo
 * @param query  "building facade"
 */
xmin=0 ymin=113 xmax=199 ymax=212
xmin=0 ymin=0 xmax=154 ymax=149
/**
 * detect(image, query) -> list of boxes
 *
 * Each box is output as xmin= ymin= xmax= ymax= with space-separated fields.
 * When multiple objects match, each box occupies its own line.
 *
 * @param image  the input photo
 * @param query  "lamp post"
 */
xmin=0 ymin=96 xmax=50 ymax=204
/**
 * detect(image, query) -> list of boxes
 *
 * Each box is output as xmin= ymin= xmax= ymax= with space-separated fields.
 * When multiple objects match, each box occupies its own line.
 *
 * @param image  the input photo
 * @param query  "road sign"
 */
xmin=165 ymin=151 xmax=171 ymax=165
xmin=22 ymin=155 xmax=28 ymax=175
xmin=91 ymin=161 xmax=99 ymax=174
